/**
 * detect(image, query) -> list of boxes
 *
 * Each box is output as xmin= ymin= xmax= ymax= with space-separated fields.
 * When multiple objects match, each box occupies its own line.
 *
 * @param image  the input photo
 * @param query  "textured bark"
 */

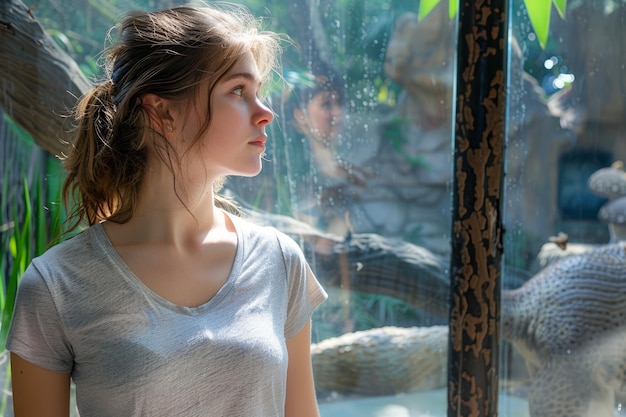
xmin=0 ymin=0 xmax=89 ymax=157
xmin=447 ymin=0 xmax=507 ymax=416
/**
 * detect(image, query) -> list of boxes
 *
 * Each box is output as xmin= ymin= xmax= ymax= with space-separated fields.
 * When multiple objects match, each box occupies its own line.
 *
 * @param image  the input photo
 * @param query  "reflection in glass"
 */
xmin=503 ymin=1 xmax=626 ymax=417
xmin=225 ymin=0 xmax=456 ymax=414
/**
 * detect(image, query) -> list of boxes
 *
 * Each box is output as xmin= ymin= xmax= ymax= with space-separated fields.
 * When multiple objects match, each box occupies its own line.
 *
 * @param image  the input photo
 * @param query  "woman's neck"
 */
xmin=104 ymin=162 xmax=224 ymax=251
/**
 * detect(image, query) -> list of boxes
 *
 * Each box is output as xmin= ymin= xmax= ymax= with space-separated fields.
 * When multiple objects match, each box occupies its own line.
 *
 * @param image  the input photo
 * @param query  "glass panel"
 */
xmin=2 ymin=0 xmax=454 ymax=414
xmin=225 ymin=0 xmax=455 ymax=415
xmin=502 ymin=1 xmax=626 ymax=416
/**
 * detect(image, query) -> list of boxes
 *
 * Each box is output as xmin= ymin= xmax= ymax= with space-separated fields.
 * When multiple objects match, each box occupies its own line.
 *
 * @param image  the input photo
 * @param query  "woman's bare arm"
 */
xmin=10 ymin=352 xmax=71 ymax=417
xmin=285 ymin=320 xmax=321 ymax=417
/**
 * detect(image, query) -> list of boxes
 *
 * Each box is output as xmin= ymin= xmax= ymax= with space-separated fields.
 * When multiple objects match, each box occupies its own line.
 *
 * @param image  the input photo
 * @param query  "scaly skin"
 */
xmin=503 ymin=243 xmax=626 ymax=417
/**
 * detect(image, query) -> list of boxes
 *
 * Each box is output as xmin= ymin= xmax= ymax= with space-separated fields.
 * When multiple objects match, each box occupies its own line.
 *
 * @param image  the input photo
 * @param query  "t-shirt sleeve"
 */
xmin=6 ymin=262 xmax=73 ymax=373
xmin=275 ymin=230 xmax=328 ymax=340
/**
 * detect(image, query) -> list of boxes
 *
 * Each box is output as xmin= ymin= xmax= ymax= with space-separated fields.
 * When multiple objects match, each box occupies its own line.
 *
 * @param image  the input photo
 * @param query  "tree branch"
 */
xmin=0 ymin=0 xmax=90 ymax=157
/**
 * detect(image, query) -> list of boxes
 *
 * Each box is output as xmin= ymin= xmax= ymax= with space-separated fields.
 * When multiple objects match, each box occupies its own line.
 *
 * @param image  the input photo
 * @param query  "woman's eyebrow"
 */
xmin=223 ymin=72 xmax=261 ymax=84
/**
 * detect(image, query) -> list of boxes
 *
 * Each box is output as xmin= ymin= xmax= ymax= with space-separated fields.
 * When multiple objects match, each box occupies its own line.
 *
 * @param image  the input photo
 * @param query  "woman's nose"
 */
xmin=255 ymin=99 xmax=274 ymax=126
xmin=331 ymin=103 xmax=344 ymax=117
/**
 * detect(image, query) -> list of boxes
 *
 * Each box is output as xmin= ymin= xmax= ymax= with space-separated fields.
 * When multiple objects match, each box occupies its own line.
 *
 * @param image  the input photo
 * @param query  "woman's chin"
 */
xmin=236 ymin=163 xmax=264 ymax=178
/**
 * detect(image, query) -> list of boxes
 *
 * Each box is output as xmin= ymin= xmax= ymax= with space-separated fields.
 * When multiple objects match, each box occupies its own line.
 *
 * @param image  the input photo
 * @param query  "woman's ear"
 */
xmin=140 ymin=93 xmax=175 ymax=134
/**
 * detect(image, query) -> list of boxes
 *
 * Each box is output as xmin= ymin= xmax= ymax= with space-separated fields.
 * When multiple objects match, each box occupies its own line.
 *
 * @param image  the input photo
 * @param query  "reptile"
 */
xmin=240 ymin=206 xmax=626 ymax=415
xmin=502 ymin=242 xmax=626 ymax=417
xmin=309 ymin=240 xmax=626 ymax=416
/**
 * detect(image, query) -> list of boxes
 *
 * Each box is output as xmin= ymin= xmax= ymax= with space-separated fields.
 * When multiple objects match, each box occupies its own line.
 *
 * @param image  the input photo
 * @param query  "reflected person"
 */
xmin=285 ymin=72 xmax=370 ymax=235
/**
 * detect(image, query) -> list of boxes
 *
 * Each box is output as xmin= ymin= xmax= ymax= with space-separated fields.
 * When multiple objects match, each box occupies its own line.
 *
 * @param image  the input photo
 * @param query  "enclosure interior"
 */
xmin=1 ymin=0 xmax=625 ymax=416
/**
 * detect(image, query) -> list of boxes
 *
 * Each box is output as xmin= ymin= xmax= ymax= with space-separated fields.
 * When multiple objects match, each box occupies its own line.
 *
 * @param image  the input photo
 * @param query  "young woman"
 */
xmin=7 ymin=4 xmax=327 ymax=417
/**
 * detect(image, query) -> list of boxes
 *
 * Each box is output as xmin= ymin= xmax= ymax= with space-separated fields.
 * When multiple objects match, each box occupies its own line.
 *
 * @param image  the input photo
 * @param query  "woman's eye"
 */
xmin=232 ymin=86 xmax=244 ymax=96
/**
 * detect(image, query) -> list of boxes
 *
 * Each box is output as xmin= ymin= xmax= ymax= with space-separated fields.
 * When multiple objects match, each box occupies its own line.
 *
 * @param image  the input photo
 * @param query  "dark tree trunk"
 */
xmin=0 ymin=0 xmax=89 ymax=157
xmin=447 ymin=0 xmax=507 ymax=416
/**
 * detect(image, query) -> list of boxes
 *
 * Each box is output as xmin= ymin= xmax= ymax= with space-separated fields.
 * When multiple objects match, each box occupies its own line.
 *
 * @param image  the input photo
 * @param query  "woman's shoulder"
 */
xmin=13 ymin=226 xmax=102 ymax=303
xmin=38 ymin=225 xmax=101 ymax=259
xmin=28 ymin=224 xmax=108 ymax=281
xmin=230 ymin=213 xmax=303 ymax=256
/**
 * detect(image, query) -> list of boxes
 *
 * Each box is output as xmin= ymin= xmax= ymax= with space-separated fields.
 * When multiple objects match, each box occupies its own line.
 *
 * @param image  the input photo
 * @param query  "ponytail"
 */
xmin=62 ymin=80 xmax=147 ymax=232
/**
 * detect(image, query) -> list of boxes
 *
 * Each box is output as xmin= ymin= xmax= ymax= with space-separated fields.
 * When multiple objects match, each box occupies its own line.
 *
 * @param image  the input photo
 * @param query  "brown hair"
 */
xmin=62 ymin=4 xmax=281 ymax=232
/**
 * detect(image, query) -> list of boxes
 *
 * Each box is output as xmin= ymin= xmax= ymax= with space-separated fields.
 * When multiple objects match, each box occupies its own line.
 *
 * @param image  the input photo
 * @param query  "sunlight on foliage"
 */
xmin=418 ymin=0 xmax=442 ymax=19
xmin=418 ymin=0 xmax=458 ymax=19
xmin=553 ymin=0 xmax=568 ymax=18
xmin=525 ymin=0 xmax=552 ymax=48
xmin=418 ymin=0 xmax=568 ymax=48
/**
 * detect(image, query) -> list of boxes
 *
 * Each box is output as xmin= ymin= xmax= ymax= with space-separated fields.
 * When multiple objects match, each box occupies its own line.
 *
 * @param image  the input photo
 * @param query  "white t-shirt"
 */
xmin=7 ymin=214 xmax=327 ymax=416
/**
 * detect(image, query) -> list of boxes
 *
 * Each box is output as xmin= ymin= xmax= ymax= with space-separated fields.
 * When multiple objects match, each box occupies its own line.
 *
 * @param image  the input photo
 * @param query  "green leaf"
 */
xmin=418 ymin=0 xmax=443 ymax=21
xmin=35 ymin=178 xmax=48 ymax=257
xmin=49 ymin=200 xmax=64 ymax=244
xmin=449 ymin=0 xmax=458 ymax=20
xmin=553 ymin=0 xmax=567 ymax=19
xmin=8 ymin=235 xmax=16 ymax=259
xmin=20 ymin=177 xmax=33 ymax=265
xmin=524 ymin=0 xmax=552 ymax=48
xmin=418 ymin=0 xmax=567 ymax=47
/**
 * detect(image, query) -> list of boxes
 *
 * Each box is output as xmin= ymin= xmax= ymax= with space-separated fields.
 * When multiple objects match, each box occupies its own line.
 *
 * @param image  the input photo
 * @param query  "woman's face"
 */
xmin=175 ymin=50 xmax=274 ymax=180
xmin=294 ymin=90 xmax=344 ymax=142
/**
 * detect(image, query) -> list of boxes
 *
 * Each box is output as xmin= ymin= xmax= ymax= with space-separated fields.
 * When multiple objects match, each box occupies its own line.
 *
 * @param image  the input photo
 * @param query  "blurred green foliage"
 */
xmin=35 ymin=0 xmax=413 ymax=107
xmin=0 ymin=115 xmax=65 ymax=352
